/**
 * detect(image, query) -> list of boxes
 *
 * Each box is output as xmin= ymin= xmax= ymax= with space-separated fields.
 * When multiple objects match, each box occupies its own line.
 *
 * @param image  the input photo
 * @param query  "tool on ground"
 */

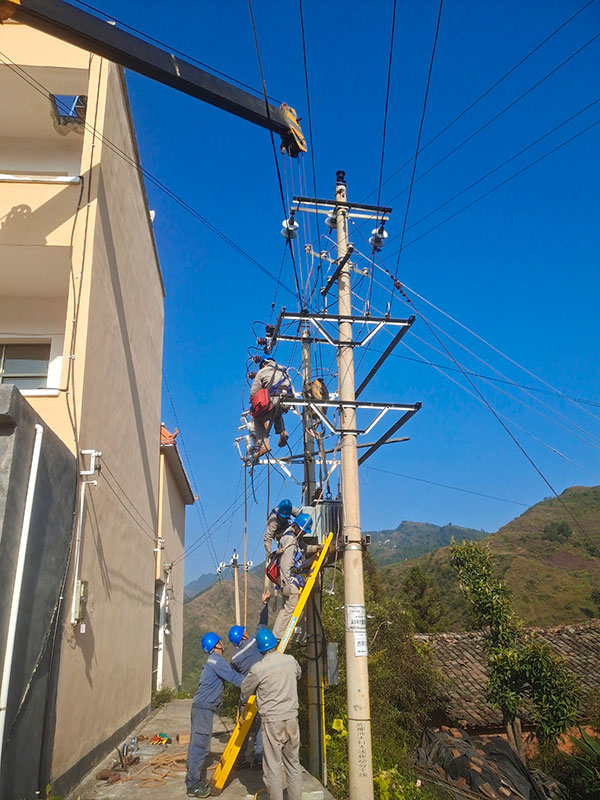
xmin=210 ymin=532 xmax=334 ymax=793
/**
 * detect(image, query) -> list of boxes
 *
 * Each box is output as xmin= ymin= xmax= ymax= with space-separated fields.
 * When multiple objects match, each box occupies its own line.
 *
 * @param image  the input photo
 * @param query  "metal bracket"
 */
xmin=80 ymin=449 xmax=102 ymax=476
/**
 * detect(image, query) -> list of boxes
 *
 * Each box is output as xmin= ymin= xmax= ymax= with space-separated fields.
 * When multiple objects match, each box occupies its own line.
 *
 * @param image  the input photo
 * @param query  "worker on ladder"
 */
xmin=241 ymin=628 xmax=303 ymax=800
xmin=263 ymin=498 xmax=300 ymax=560
xmin=271 ymin=512 xmax=320 ymax=640
xmin=228 ymin=591 xmax=272 ymax=767
xmin=186 ymin=632 xmax=243 ymax=798
xmin=250 ymin=355 xmax=294 ymax=458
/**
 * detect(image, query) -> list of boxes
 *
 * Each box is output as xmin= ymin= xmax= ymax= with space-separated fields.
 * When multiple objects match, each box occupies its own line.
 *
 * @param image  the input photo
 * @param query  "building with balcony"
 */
xmin=0 ymin=20 xmax=193 ymax=798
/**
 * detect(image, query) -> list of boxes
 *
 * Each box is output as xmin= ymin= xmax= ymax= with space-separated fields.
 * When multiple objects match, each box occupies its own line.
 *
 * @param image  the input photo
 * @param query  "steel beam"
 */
xmin=355 ymin=316 xmax=415 ymax=398
xmin=357 ymin=404 xmax=422 ymax=465
xmin=1 ymin=0 xmax=305 ymax=154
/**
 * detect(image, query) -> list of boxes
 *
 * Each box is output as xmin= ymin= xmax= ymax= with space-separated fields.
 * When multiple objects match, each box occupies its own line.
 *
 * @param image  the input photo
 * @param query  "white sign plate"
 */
xmin=353 ymin=630 xmax=368 ymax=657
xmin=346 ymin=604 xmax=366 ymax=631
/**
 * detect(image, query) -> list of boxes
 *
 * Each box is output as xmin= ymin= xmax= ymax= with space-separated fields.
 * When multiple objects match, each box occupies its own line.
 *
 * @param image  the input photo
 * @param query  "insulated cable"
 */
xmin=361 ymin=0 xmax=598 ymax=203
xmin=390 ymin=0 xmax=444 ymax=303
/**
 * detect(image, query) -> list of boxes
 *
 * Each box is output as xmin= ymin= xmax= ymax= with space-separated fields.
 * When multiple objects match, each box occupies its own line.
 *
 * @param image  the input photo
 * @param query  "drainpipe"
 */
xmin=0 ymin=423 xmax=44 ymax=773
xmin=70 ymin=450 xmax=100 ymax=625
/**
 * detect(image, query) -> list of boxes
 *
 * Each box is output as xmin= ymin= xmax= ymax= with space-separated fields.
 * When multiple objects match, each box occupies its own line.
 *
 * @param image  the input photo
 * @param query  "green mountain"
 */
xmin=366 ymin=520 xmax=488 ymax=566
xmin=381 ymin=485 xmax=600 ymax=630
xmin=182 ymin=570 xmax=265 ymax=693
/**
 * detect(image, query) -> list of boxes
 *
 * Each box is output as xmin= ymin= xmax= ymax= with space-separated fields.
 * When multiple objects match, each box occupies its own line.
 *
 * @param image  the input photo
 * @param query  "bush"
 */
xmin=542 ymin=520 xmax=572 ymax=542
xmin=151 ymin=686 xmax=176 ymax=708
xmin=320 ymin=553 xmax=444 ymax=797
xmin=534 ymin=742 xmax=598 ymax=800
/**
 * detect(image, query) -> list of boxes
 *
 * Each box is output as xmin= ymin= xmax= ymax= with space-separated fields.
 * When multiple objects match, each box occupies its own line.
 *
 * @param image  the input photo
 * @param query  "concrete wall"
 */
xmin=49 ymin=56 xmax=164 ymax=793
xmin=159 ymin=449 xmax=188 ymax=690
xmin=0 ymin=386 xmax=77 ymax=800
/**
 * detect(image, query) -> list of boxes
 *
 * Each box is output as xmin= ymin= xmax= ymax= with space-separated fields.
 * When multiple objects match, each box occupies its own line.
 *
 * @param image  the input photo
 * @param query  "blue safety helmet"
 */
xmin=277 ymin=499 xmax=293 ymax=519
xmin=260 ymin=354 xmax=275 ymax=367
xmin=228 ymin=625 xmax=246 ymax=647
xmin=256 ymin=628 xmax=278 ymax=653
xmin=201 ymin=632 xmax=221 ymax=653
xmin=294 ymin=511 xmax=313 ymax=535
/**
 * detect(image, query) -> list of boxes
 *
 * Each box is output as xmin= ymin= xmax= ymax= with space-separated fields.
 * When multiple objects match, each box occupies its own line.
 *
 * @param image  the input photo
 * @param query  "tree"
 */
xmin=542 ymin=520 xmax=572 ymax=542
xmin=450 ymin=540 xmax=579 ymax=758
xmin=401 ymin=565 xmax=445 ymax=633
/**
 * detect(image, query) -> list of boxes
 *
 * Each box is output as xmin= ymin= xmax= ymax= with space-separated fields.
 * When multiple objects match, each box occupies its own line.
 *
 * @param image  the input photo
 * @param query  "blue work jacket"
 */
xmin=231 ymin=603 xmax=269 ymax=676
xmin=193 ymin=652 xmax=243 ymax=710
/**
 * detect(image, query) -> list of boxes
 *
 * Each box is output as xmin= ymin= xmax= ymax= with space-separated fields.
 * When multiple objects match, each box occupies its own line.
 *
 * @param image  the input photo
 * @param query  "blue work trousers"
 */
xmin=186 ymin=705 xmax=213 ymax=790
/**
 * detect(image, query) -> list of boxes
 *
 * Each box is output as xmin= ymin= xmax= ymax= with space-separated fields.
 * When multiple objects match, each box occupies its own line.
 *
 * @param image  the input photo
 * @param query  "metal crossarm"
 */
xmin=210 ymin=533 xmax=334 ymax=794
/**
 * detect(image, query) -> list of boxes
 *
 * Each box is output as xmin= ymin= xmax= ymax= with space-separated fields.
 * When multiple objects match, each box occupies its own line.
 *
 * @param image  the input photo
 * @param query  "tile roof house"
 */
xmin=416 ymin=620 xmax=600 ymax=731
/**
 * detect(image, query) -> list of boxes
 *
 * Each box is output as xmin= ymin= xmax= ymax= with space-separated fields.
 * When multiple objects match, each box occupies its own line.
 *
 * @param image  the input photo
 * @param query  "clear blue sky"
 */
xmin=82 ymin=1 xmax=600 ymax=582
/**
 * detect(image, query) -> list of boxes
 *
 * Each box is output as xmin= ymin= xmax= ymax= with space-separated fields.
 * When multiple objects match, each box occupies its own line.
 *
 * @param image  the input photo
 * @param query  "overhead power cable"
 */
xmin=363 ymin=0 xmax=597 ymax=201
xmin=375 ymin=0 xmax=398 ymax=219
xmin=0 ymin=50 xmax=298 ymax=299
xmin=246 ymin=0 xmax=302 ymax=302
xmin=388 ymin=96 xmax=600 ymax=240
xmin=390 ymin=0 xmax=444 ymax=302
xmin=385 ymin=30 xmax=600 ymax=211
xmin=70 ymin=0 xmax=282 ymax=103
xmin=378 ymin=115 xmax=600 ymax=258
xmin=364 ymin=466 xmax=528 ymax=507
xmin=390 ymin=287 xmax=595 ymax=540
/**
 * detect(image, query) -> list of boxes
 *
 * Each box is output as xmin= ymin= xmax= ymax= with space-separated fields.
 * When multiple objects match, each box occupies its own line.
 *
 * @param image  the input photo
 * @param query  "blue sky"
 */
xmin=80 ymin=1 xmax=600 ymax=581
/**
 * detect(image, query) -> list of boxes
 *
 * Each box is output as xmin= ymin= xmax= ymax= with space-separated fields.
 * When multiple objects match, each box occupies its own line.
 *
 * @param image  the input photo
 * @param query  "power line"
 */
xmin=390 ymin=0 xmax=444 ymax=302
xmin=384 ymin=30 xmax=600 ymax=210
xmin=0 ymin=49 xmax=298 ymax=300
xmin=246 ymin=0 xmax=302 ymax=302
xmin=390 ymin=286 xmax=595 ymax=542
xmin=362 ymin=0 xmax=598 ymax=202
xmin=375 ymin=0 xmax=398 ymax=219
xmin=391 ymin=95 xmax=600 ymax=239
xmin=380 ymin=115 xmax=600 ymax=257
xmin=364 ymin=466 xmax=528 ymax=507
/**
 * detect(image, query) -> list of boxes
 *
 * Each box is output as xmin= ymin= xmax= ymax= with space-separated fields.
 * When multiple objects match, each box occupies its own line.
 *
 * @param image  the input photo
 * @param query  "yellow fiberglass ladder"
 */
xmin=210 ymin=531 xmax=334 ymax=793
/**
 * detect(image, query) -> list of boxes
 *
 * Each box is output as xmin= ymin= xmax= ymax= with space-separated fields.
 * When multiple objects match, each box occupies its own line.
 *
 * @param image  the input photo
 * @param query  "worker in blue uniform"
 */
xmin=228 ymin=591 xmax=271 ymax=766
xmin=186 ymin=632 xmax=243 ymax=798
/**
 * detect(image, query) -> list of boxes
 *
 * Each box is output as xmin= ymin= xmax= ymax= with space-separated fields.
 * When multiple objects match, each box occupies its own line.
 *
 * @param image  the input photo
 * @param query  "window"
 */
xmin=51 ymin=95 xmax=87 ymax=125
xmin=0 ymin=343 xmax=51 ymax=389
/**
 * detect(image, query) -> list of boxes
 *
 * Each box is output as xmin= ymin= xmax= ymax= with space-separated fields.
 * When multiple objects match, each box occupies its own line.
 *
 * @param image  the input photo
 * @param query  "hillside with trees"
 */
xmin=381 ymin=485 xmax=600 ymax=630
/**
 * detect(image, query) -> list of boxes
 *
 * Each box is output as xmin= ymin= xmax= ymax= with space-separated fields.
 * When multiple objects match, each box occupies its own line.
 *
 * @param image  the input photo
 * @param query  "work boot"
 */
xmin=256 ymin=442 xmax=271 ymax=458
xmin=278 ymin=431 xmax=288 ymax=448
xmin=187 ymin=783 xmax=210 ymax=798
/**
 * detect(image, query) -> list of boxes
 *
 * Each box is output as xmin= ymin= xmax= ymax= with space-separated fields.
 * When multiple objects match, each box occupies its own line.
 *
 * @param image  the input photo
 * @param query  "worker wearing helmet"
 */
xmin=241 ymin=628 xmax=303 ymax=800
xmin=228 ymin=591 xmax=271 ymax=767
xmin=263 ymin=498 xmax=300 ymax=560
xmin=249 ymin=355 xmax=294 ymax=458
xmin=186 ymin=632 xmax=243 ymax=798
xmin=272 ymin=511 xmax=319 ymax=640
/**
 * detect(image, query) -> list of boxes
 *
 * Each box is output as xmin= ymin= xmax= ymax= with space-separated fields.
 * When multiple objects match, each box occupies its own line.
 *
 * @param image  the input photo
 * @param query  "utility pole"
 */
xmin=335 ymin=170 xmax=374 ymax=799
xmin=218 ymin=549 xmax=252 ymax=627
xmin=302 ymin=329 xmax=325 ymax=781
xmin=231 ymin=550 xmax=240 ymax=626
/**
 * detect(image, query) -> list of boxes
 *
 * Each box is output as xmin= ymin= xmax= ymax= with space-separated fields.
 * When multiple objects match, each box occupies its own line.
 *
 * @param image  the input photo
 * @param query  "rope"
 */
xmin=136 ymin=751 xmax=187 ymax=788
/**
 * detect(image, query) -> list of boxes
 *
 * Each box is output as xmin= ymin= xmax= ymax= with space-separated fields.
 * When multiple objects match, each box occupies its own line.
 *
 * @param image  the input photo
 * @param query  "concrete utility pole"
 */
xmin=335 ymin=170 xmax=374 ymax=799
xmin=302 ymin=329 xmax=325 ymax=781
xmin=231 ymin=550 xmax=240 ymax=626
